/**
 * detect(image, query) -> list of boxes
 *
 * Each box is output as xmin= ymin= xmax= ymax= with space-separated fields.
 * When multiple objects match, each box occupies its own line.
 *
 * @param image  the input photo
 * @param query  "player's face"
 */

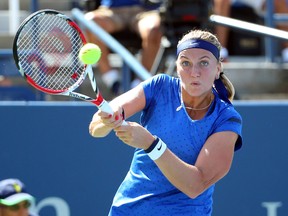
xmin=176 ymin=48 xmax=221 ymax=97
xmin=0 ymin=201 xmax=30 ymax=216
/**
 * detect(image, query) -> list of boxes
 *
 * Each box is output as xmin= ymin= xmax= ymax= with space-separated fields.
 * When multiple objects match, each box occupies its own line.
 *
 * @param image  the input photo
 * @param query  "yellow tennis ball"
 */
xmin=79 ymin=43 xmax=101 ymax=65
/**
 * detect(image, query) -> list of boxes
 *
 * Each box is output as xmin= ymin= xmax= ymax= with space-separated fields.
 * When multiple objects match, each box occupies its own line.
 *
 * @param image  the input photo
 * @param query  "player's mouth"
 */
xmin=191 ymin=81 xmax=201 ymax=86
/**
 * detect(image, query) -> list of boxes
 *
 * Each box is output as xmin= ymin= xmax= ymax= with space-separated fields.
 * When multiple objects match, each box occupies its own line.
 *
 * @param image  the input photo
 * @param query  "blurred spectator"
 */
xmin=0 ymin=76 xmax=12 ymax=86
xmin=223 ymin=0 xmax=288 ymax=61
xmin=0 ymin=178 xmax=38 ymax=216
xmin=84 ymin=0 xmax=162 ymax=94
xmin=214 ymin=0 xmax=231 ymax=61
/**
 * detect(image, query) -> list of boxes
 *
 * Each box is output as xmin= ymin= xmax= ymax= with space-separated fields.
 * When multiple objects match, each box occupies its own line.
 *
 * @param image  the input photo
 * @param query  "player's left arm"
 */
xmin=193 ymin=131 xmax=238 ymax=192
xmin=154 ymin=131 xmax=238 ymax=198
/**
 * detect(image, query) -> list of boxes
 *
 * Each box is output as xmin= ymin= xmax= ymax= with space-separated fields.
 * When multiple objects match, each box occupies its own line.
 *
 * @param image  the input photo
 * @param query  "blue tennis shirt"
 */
xmin=109 ymin=74 xmax=242 ymax=216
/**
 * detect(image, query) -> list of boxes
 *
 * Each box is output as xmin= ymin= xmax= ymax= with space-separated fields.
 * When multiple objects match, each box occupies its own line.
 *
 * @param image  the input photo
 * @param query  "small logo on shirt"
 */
xmin=176 ymin=105 xmax=182 ymax=111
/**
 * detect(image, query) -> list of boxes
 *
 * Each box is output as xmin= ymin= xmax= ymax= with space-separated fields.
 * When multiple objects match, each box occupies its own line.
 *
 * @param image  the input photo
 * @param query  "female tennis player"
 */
xmin=89 ymin=29 xmax=243 ymax=216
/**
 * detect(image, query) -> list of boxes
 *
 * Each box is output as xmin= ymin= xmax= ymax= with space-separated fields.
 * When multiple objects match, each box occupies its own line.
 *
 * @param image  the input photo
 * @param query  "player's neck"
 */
xmin=182 ymin=90 xmax=213 ymax=110
xmin=185 ymin=94 xmax=213 ymax=111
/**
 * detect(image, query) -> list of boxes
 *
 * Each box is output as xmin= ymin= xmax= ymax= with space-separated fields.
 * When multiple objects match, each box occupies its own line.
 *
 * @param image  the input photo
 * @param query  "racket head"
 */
xmin=13 ymin=9 xmax=88 ymax=95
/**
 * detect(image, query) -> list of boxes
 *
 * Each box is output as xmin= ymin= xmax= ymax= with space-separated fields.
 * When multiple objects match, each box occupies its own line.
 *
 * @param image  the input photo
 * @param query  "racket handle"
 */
xmin=99 ymin=100 xmax=128 ymax=125
xmin=98 ymin=100 xmax=113 ymax=114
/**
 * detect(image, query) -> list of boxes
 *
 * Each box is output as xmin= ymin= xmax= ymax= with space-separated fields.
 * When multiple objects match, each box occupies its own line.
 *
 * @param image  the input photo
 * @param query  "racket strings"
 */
xmin=17 ymin=13 xmax=85 ymax=91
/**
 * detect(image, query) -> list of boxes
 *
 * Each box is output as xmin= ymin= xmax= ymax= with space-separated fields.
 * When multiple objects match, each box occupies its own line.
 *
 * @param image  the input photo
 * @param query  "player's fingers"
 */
xmin=98 ymin=111 xmax=112 ymax=118
xmin=113 ymin=122 xmax=130 ymax=131
xmin=115 ymin=131 xmax=131 ymax=145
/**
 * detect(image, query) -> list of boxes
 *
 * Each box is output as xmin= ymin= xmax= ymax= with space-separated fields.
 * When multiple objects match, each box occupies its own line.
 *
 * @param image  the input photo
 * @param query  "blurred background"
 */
xmin=0 ymin=0 xmax=287 ymax=216
xmin=0 ymin=0 xmax=287 ymax=101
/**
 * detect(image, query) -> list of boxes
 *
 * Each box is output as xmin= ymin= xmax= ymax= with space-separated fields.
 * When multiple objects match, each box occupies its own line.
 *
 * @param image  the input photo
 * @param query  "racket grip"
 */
xmin=98 ymin=100 xmax=113 ymax=114
xmin=99 ymin=100 xmax=128 ymax=125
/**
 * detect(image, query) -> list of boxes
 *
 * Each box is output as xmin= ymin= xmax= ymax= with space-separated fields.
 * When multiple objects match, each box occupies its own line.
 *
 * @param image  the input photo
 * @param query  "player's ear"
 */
xmin=215 ymin=62 xmax=222 ymax=79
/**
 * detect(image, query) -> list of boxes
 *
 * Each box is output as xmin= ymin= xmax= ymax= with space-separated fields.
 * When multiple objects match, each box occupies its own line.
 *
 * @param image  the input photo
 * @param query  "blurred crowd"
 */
xmin=1 ymin=0 xmax=288 ymax=99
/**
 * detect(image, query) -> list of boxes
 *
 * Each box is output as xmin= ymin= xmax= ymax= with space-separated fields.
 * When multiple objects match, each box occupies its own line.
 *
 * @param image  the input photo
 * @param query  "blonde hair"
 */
xmin=178 ymin=29 xmax=235 ymax=102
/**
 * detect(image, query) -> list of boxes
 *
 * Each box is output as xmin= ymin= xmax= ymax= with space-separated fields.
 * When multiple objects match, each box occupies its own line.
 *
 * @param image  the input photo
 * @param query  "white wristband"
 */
xmin=145 ymin=136 xmax=167 ymax=161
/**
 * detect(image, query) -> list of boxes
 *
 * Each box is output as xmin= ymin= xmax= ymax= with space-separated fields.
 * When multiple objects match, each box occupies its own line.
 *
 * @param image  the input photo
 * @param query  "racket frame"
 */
xmin=12 ymin=9 xmax=114 ymax=114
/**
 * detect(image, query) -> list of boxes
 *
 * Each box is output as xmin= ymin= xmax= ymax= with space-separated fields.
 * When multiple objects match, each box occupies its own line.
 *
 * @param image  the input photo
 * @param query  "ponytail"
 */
xmin=219 ymin=72 xmax=235 ymax=102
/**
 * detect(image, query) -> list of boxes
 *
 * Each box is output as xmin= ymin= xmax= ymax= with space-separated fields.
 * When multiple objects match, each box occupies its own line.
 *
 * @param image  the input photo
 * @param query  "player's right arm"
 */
xmin=89 ymin=84 xmax=146 ymax=137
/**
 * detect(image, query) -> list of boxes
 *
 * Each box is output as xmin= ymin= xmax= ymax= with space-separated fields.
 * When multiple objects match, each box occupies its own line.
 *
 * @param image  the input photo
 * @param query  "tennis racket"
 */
xmin=13 ymin=9 xmax=120 ymax=117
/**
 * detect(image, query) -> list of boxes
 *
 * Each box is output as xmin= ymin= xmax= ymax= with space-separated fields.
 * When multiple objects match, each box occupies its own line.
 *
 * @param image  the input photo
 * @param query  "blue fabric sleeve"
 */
xmin=213 ymin=107 xmax=243 ymax=151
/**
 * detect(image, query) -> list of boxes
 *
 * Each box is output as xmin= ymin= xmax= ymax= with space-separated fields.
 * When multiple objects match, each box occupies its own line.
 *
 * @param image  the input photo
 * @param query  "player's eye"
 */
xmin=180 ymin=60 xmax=191 ymax=67
xmin=200 ymin=60 xmax=209 ymax=67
